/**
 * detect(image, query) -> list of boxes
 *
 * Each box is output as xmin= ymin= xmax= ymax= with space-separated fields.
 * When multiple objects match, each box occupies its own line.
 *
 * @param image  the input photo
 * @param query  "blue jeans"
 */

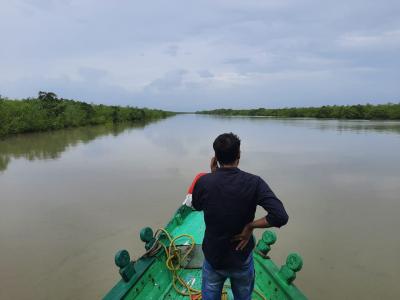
xmin=201 ymin=254 xmax=255 ymax=300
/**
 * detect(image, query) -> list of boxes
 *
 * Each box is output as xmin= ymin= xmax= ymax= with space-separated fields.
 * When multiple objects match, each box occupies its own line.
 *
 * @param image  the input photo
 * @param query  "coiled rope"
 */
xmin=142 ymin=228 xmax=267 ymax=300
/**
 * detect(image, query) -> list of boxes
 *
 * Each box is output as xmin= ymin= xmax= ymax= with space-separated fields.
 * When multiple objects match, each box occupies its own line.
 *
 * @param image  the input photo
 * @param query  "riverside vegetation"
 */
xmin=198 ymin=103 xmax=400 ymax=120
xmin=0 ymin=92 xmax=175 ymax=137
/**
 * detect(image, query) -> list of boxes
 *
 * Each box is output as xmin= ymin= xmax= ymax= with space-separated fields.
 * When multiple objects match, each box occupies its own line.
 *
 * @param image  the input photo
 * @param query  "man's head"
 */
xmin=213 ymin=133 xmax=241 ymax=166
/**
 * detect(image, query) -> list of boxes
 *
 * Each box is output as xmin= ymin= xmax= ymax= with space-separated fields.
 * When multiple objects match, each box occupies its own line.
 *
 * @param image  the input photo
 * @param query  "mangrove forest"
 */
xmin=197 ymin=103 xmax=400 ymax=120
xmin=0 ymin=92 xmax=175 ymax=137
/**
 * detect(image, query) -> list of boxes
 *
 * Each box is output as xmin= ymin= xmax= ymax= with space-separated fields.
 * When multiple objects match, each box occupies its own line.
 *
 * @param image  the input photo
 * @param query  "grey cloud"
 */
xmin=1 ymin=0 xmax=400 ymax=110
xmin=2 ymin=66 xmax=397 ymax=113
xmin=21 ymin=0 xmax=73 ymax=11
xmin=164 ymin=45 xmax=179 ymax=57
xmin=144 ymin=69 xmax=188 ymax=92
xmin=223 ymin=58 xmax=252 ymax=65
xmin=198 ymin=70 xmax=214 ymax=78
xmin=78 ymin=67 xmax=109 ymax=82
xmin=0 ymin=74 xmax=132 ymax=106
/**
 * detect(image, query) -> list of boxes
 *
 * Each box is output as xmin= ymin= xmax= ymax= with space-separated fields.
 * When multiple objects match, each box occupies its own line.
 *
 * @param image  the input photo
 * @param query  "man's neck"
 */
xmin=220 ymin=162 xmax=239 ymax=168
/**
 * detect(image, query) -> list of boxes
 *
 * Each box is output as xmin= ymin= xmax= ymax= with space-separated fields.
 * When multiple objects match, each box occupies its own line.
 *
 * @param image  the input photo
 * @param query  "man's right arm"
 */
xmin=191 ymin=179 xmax=204 ymax=211
xmin=192 ymin=157 xmax=216 ymax=210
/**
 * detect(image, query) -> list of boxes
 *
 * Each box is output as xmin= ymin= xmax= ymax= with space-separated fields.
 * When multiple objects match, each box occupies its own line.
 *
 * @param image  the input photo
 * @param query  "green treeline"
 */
xmin=0 ymin=92 xmax=175 ymax=137
xmin=197 ymin=103 xmax=400 ymax=120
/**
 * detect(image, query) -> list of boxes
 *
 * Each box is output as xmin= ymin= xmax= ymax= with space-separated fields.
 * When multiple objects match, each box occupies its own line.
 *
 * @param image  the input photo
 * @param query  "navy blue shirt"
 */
xmin=192 ymin=167 xmax=288 ymax=269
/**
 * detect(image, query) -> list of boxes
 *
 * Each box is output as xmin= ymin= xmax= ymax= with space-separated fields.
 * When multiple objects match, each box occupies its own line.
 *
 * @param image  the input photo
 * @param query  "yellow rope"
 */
xmin=156 ymin=228 xmax=201 ymax=297
xmin=154 ymin=228 xmax=266 ymax=300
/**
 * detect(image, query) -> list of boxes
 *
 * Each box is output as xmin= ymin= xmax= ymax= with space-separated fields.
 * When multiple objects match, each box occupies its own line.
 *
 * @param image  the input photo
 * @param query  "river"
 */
xmin=1 ymin=114 xmax=400 ymax=299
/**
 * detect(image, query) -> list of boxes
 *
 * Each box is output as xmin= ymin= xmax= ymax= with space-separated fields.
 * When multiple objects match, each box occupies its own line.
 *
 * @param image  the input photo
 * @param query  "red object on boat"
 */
xmin=187 ymin=173 xmax=206 ymax=194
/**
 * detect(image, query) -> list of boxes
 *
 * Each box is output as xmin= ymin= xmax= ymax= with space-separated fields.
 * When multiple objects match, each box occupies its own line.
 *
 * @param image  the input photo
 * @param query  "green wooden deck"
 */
xmin=103 ymin=205 xmax=308 ymax=300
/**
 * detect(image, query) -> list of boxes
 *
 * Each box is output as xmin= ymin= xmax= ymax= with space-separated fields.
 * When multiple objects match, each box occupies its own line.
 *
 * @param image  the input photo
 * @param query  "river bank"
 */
xmin=0 ymin=92 xmax=175 ymax=138
xmin=197 ymin=103 xmax=400 ymax=120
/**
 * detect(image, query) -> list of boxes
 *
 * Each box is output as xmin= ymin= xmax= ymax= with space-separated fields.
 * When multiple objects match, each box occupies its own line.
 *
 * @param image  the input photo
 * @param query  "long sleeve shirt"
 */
xmin=192 ymin=167 xmax=288 ymax=269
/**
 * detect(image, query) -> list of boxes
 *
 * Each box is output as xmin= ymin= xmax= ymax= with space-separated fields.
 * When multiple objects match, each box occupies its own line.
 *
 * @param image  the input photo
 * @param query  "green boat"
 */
xmin=104 ymin=204 xmax=308 ymax=300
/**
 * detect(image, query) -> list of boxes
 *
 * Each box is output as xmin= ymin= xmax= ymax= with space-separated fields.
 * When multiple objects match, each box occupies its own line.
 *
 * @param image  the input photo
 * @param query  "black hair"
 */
xmin=213 ymin=133 xmax=241 ymax=165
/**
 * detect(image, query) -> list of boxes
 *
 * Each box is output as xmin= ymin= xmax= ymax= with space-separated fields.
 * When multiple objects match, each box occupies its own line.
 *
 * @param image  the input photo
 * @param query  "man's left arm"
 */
xmin=256 ymin=178 xmax=289 ymax=228
xmin=233 ymin=177 xmax=288 ymax=250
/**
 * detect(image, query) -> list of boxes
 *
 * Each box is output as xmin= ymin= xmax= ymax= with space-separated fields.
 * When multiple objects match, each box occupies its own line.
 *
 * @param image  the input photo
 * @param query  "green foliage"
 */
xmin=0 ymin=92 xmax=175 ymax=137
xmin=197 ymin=103 xmax=400 ymax=120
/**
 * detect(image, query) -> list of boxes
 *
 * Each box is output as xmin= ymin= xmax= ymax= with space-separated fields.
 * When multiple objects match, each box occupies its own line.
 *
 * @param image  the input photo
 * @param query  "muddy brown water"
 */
xmin=1 ymin=114 xmax=400 ymax=299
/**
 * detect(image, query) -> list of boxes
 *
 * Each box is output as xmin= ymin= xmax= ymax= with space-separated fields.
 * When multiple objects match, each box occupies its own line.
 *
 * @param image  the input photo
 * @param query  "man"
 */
xmin=191 ymin=133 xmax=289 ymax=300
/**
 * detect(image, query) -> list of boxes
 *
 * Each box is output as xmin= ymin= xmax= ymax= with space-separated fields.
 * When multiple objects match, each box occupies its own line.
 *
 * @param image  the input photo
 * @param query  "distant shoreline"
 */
xmin=0 ymin=92 xmax=175 ymax=138
xmin=196 ymin=103 xmax=400 ymax=120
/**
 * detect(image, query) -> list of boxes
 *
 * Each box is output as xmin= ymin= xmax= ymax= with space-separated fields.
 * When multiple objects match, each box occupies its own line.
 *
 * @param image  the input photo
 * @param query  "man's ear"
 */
xmin=215 ymin=156 xmax=221 ymax=167
xmin=238 ymin=150 xmax=241 ymax=160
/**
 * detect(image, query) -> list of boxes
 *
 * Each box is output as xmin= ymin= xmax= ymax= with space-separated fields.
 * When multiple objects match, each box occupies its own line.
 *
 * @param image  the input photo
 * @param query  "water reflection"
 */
xmin=0 ymin=121 xmax=154 ymax=172
xmin=202 ymin=115 xmax=400 ymax=135
xmin=310 ymin=120 xmax=400 ymax=134
xmin=2 ymin=116 xmax=399 ymax=173
xmin=1 ymin=114 xmax=399 ymax=299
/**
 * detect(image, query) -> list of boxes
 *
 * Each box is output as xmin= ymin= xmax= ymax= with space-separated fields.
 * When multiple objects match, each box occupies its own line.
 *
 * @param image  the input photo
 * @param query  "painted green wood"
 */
xmin=103 ymin=205 xmax=308 ymax=300
xmin=169 ymin=211 xmax=205 ymax=244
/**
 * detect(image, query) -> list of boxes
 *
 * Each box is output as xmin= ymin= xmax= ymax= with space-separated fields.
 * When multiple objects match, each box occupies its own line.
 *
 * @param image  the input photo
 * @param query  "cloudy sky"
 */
xmin=1 ymin=0 xmax=399 ymax=111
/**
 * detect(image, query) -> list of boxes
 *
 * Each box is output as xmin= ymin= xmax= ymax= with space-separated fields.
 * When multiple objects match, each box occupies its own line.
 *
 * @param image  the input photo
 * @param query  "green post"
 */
xmin=140 ymin=227 xmax=155 ymax=250
xmin=256 ymin=230 xmax=277 ymax=256
xmin=278 ymin=253 xmax=303 ymax=285
xmin=115 ymin=249 xmax=136 ymax=282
